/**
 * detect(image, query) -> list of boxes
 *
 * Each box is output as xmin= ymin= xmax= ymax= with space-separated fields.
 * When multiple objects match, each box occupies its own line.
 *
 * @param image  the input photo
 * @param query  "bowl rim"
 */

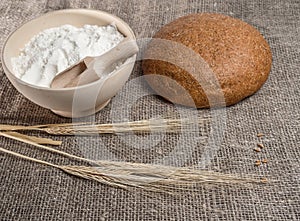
xmin=1 ymin=8 xmax=136 ymax=92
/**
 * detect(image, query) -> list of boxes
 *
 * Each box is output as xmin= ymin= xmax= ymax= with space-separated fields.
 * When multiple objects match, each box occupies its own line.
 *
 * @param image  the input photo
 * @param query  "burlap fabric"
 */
xmin=0 ymin=0 xmax=299 ymax=220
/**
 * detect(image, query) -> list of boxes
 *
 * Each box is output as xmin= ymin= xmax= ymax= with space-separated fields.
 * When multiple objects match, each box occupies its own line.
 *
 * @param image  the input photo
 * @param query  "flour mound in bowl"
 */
xmin=11 ymin=24 xmax=124 ymax=87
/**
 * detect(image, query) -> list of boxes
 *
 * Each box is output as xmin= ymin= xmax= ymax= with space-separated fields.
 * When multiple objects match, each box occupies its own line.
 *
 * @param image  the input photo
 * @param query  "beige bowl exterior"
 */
xmin=1 ymin=9 xmax=136 ymax=118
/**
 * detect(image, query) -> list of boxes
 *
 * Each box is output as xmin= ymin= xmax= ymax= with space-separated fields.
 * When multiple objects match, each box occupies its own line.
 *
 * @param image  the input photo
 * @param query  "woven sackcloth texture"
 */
xmin=0 ymin=0 xmax=299 ymax=220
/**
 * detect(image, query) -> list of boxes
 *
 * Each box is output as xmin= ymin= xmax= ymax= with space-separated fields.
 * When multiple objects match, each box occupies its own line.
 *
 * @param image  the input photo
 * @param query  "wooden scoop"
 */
xmin=50 ymin=38 xmax=139 ymax=88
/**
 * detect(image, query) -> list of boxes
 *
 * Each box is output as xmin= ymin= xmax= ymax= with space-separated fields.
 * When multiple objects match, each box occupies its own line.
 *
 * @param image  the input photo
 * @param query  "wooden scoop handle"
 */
xmin=65 ymin=38 xmax=139 ymax=88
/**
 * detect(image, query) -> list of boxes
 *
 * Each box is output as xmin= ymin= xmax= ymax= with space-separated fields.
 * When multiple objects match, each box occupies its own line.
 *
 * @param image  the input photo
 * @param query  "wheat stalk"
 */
xmin=0 ymin=146 xmax=265 ymax=194
xmin=0 ymin=117 xmax=209 ymax=135
xmin=0 ymin=118 xmax=268 ymax=194
xmin=0 ymin=131 xmax=62 ymax=146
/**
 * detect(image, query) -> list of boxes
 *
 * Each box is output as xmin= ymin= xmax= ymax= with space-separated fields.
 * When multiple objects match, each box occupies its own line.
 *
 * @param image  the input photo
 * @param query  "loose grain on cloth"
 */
xmin=0 ymin=0 xmax=299 ymax=220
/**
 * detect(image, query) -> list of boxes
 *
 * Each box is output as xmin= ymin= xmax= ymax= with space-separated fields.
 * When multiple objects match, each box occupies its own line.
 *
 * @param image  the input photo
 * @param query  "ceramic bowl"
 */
xmin=1 ymin=9 xmax=136 ymax=118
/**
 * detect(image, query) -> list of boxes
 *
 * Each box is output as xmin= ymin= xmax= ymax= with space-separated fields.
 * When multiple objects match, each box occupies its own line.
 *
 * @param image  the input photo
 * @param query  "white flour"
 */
xmin=12 ymin=24 xmax=124 ymax=87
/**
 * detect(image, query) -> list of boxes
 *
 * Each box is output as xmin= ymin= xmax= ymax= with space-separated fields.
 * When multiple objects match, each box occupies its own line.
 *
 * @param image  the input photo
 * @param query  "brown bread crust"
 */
xmin=142 ymin=13 xmax=272 ymax=107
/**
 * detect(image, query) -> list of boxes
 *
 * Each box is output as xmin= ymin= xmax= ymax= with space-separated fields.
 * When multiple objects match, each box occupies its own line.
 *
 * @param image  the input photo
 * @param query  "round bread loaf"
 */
xmin=142 ymin=13 xmax=272 ymax=107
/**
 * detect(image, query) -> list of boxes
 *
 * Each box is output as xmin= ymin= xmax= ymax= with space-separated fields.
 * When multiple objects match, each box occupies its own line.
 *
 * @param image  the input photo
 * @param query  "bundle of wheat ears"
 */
xmin=0 ymin=118 xmax=267 ymax=193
